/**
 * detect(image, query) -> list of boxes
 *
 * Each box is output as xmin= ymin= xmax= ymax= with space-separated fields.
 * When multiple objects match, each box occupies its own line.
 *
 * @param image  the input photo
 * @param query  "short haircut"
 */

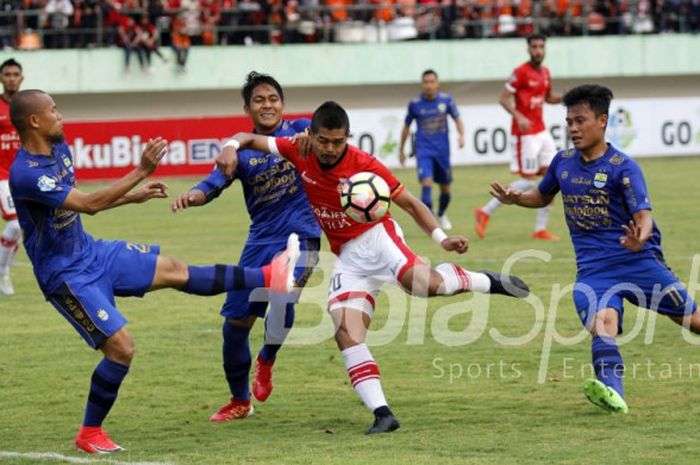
xmin=562 ymin=84 xmax=614 ymax=116
xmin=422 ymin=69 xmax=438 ymax=80
xmin=310 ymin=101 xmax=350 ymax=133
xmin=10 ymin=89 xmax=46 ymax=134
xmin=1 ymin=58 xmax=22 ymax=74
xmin=527 ymin=33 xmax=547 ymax=45
xmin=241 ymin=71 xmax=284 ymax=106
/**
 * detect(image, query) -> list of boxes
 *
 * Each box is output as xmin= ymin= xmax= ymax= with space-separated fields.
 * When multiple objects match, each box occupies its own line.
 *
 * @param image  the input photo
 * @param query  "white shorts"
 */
xmin=510 ymin=130 xmax=557 ymax=176
xmin=0 ymin=180 xmax=16 ymax=221
xmin=328 ymin=219 xmax=422 ymax=316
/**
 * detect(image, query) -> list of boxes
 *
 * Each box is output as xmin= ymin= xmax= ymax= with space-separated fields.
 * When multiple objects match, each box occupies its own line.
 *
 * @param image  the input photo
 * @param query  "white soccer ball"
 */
xmin=340 ymin=172 xmax=391 ymax=224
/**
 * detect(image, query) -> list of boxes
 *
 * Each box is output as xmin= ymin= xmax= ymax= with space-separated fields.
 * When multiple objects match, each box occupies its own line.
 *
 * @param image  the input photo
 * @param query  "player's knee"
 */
xmin=3 ymin=219 xmax=20 ymax=240
xmin=591 ymin=311 xmax=618 ymax=338
xmin=158 ymin=256 xmax=189 ymax=284
xmin=104 ymin=337 xmax=135 ymax=365
xmin=334 ymin=323 xmax=360 ymax=348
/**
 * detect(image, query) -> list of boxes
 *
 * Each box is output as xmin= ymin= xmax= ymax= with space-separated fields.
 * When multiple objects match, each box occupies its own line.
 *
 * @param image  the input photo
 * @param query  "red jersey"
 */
xmin=505 ymin=61 xmax=552 ymax=136
xmin=271 ymin=137 xmax=404 ymax=255
xmin=0 ymin=96 xmax=21 ymax=179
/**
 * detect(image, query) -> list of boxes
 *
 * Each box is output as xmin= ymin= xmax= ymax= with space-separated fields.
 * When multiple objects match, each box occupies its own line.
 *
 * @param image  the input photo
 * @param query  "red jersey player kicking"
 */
xmin=475 ymin=34 xmax=563 ymax=241
xmin=217 ymin=101 xmax=530 ymax=435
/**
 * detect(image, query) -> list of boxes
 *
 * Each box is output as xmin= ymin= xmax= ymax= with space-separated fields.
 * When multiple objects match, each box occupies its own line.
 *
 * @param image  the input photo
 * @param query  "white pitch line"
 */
xmin=0 ymin=451 xmax=176 ymax=465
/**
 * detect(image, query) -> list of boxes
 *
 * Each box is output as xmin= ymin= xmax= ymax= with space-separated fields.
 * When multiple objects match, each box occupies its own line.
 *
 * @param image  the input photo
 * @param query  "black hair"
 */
xmin=1 ymin=58 xmax=22 ymax=74
xmin=527 ymin=33 xmax=547 ymax=45
xmin=310 ymin=101 xmax=350 ymax=133
xmin=10 ymin=89 xmax=46 ymax=134
xmin=422 ymin=69 xmax=438 ymax=80
xmin=562 ymin=84 xmax=614 ymax=116
xmin=241 ymin=71 xmax=284 ymax=106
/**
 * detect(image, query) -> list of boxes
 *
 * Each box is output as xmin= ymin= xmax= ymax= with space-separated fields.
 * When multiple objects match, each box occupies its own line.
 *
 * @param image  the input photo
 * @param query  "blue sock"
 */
xmin=182 ymin=265 xmax=265 ymax=295
xmin=222 ymin=321 xmax=251 ymax=401
xmin=83 ymin=358 xmax=129 ymax=427
xmin=592 ymin=335 xmax=624 ymax=397
xmin=438 ymin=193 xmax=451 ymax=217
xmin=421 ymin=185 xmax=432 ymax=212
xmin=259 ymin=303 xmax=295 ymax=362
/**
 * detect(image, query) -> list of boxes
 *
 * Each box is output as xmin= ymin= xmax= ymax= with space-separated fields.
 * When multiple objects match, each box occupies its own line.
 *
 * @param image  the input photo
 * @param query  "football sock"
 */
xmin=482 ymin=197 xmax=501 ymax=215
xmin=420 ymin=185 xmax=433 ymax=212
xmin=435 ymin=263 xmax=490 ymax=295
xmin=0 ymin=219 xmax=20 ymax=275
xmin=223 ymin=321 xmax=252 ymax=401
xmin=437 ymin=193 xmax=451 ymax=217
xmin=535 ymin=205 xmax=551 ymax=232
xmin=260 ymin=301 xmax=294 ymax=360
xmin=483 ymin=179 xmax=536 ymax=215
xmin=182 ymin=265 xmax=265 ymax=295
xmin=83 ymin=358 xmax=129 ymax=427
xmin=592 ymin=335 xmax=625 ymax=397
xmin=342 ymin=343 xmax=388 ymax=412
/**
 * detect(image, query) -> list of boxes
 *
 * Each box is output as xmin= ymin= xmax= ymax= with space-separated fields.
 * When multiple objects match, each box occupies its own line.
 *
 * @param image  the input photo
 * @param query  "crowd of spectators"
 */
xmin=0 ymin=0 xmax=698 ymax=53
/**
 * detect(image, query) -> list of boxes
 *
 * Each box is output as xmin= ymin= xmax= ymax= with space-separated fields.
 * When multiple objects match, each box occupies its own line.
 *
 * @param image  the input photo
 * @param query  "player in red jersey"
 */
xmin=475 ymin=34 xmax=563 ymax=241
xmin=217 ymin=101 xmax=530 ymax=435
xmin=0 ymin=58 xmax=23 ymax=295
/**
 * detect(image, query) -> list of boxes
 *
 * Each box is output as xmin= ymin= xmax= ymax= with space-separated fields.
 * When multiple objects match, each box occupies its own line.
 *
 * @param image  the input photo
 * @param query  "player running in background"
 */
xmin=475 ymin=34 xmax=562 ymax=240
xmin=399 ymin=69 xmax=464 ymax=231
xmin=218 ymin=101 xmax=529 ymax=434
xmin=0 ymin=58 xmax=24 ymax=295
xmin=490 ymin=84 xmax=698 ymax=414
xmin=172 ymin=72 xmax=321 ymax=421
xmin=9 ymin=89 xmax=299 ymax=454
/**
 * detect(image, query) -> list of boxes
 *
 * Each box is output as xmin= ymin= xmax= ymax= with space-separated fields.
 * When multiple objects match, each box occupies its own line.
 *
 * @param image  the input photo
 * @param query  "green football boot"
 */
xmin=583 ymin=378 xmax=629 ymax=414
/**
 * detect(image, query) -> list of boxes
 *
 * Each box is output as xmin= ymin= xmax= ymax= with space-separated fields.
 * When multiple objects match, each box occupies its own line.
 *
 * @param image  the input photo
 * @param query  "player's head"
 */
xmin=421 ymin=69 xmax=439 ymax=98
xmin=526 ymin=34 xmax=546 ymax=66
xmin=242 ymin=71 xmax=285 ymax=134
xmin=10 ymin=89 xmax=64 ymax=144
xmin=310 ymin=101 xmax=349 ymax=167
xmin=563 ymin=84 xmax=613 ymax=151
xmin=1 ymin=58 xmax=23 ymax=98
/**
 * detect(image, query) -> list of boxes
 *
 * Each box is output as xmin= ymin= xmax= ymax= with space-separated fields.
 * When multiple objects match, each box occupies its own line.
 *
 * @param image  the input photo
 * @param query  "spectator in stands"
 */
xmin=136 ymin=12 xmax=167 ymax=66
xmin=0 ymin=0 xmax=22 ymax=49
xmin=200 ymin=0 xmax=221 ymax=45
xmin=44 ymin=0 xmax=75 ymax=48
xmin=118 ymin=15 xmax=147 ymax=71
xmin=72 ymin=0 xmax=100 ymax=47
xmin=171 ymin=15 xmax=190 ymax=71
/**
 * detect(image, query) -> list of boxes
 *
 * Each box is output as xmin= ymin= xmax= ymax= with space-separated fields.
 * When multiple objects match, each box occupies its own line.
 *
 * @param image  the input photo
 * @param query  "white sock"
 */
xmin=342 ymin=343 xmax=387 ymax=412
xmin=535 ymin=205 xmax=551 ymax=232
xmin=435 ymin=263 xmax=491 ymax=295
xmin=0 ymin=220 xmax=20 ymax=275
xmin=510 ymin=178 xmax=537 ymax=192
xmin=482 ymin=197 xmax=501 ymax=215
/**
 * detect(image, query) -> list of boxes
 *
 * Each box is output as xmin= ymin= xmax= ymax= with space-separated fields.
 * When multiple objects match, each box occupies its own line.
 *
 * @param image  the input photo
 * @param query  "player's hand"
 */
xmin=293 ymin=131 xmax=312 ymax=158
xmin=399 ymin=151 xmax=406 ymax=167
xmin=131 ymin=181 xmax=168 ymax=203
xmin=441 ymin=235 xmax=469 ymax=254
xmin=457 ymin=135 xmax=465 ymax=149
xmin=489 ymin=181 xmax=521 ymax=205
xmin=138 ymin=137 xmax=168 ymax=176
xmin=171 ymin=189 xmax=206 ymax=213
xmin=516 ymin=115 xmax=532 ymax=132
xmin=619 ymin=220 xmax=645 ymax=252
xmin=216 ymin=146 xmax=238 ymax=178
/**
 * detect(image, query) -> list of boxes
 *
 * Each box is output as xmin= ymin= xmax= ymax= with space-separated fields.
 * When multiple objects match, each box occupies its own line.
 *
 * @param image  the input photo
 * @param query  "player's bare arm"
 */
xmin=454 ymin=117 xmax=465 ymax=149
xmin=620 ymin=209 xmax=653 ymax=252
xmin=106 ymin=181 xmax=169 ymax=211
xmin=62 ymin=138 xmax=168 ymax=215
xmin=216 ymin=133 xmax=269 ymax=177
xmin=171 ymin=188 xmax=206 ymax=212
xmin=489 ymin=181 xmax=552 ymax=208
xmin=546 ymin=89 xmax=563 ymax=104
xmin=393 ymin=188 xmax=468 ymax=254
xmin=398 ymin=124 xmax=411 ymax=167
xmin=498 ymin=89 xmax=531 ymax=132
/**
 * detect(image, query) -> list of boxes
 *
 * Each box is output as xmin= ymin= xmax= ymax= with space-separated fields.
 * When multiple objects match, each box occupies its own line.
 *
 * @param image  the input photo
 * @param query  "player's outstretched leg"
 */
xmin=0 ymin=219 xmax=20 ymax=295
xmin=583 ymin=334 xmax=627 ymax=413
xmin=430 ymin=264 xmax=529 ymax=298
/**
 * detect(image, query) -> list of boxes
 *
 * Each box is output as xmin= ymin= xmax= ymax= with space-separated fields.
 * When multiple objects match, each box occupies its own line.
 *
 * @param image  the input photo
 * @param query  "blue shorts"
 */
xmin=221 ymin=237 xmax=320 ymax=321
xmin=48 ymin=240 xmax=160 ymax=349
xmin=416 ymin=154 xmax=451 ymax=185
xmin=573 ymin=254 xmax=697 ymax=333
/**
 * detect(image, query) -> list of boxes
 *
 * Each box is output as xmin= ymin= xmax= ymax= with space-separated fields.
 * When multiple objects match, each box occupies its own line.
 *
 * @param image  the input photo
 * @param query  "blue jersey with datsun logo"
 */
xmin=404 ymin=92 xmax=459 ymax=158
xmin=538 ymin=145 xmax=663 ymax=274
xmin=195 ymin=119 xmax=320 ymax=245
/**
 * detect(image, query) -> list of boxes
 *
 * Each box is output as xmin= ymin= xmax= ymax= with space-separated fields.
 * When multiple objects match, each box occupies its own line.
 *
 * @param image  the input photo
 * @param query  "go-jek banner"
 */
xmin=63 ymin=98 xmax=700 ymax=179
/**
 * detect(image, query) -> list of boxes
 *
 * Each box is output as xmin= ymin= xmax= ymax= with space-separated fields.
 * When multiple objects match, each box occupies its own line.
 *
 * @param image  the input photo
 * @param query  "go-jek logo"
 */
xmin=606 ymin=107 xmax=636 ymax=149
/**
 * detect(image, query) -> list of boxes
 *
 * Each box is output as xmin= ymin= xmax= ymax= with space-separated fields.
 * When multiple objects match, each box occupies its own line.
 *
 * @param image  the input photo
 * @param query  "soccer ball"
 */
xmin=340 ymin=172 xmax=391 ymax=223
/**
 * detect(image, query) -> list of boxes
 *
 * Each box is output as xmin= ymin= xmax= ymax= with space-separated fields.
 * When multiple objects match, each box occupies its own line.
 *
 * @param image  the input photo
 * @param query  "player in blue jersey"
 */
xmin=171 ymin=72 xmax=321 ymax=421
xmin=490 ymin=84 xmax=698 ymax=414
xmin=399 ymin=69 xmax=464 ymax=231
xmin=8 ymin=89 xmax=300 ymax=454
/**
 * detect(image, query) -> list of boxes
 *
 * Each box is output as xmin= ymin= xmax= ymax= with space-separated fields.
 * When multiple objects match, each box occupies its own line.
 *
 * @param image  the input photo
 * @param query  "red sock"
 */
xmin=261 ymin=264 xmax=272 ymax=288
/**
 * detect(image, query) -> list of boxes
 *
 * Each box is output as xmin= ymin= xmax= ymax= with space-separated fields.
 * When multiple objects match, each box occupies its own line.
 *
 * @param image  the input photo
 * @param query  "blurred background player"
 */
xmin=475 ymin=34 xmax=562 ymax=240
xmin=0 ymin=58 xmax=23 ymax=295
xmin=399 ymin=69 xmax=464 ymax=231
xmin=172 ymin=72 xmax=321 ymax=421
xmin=218 ymin=101 xmax=529 ymax=434
xmin=490 ymin=84 xmax=698 ymax=414
xmin=8 ymin=89 xmax=299 ymax=454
